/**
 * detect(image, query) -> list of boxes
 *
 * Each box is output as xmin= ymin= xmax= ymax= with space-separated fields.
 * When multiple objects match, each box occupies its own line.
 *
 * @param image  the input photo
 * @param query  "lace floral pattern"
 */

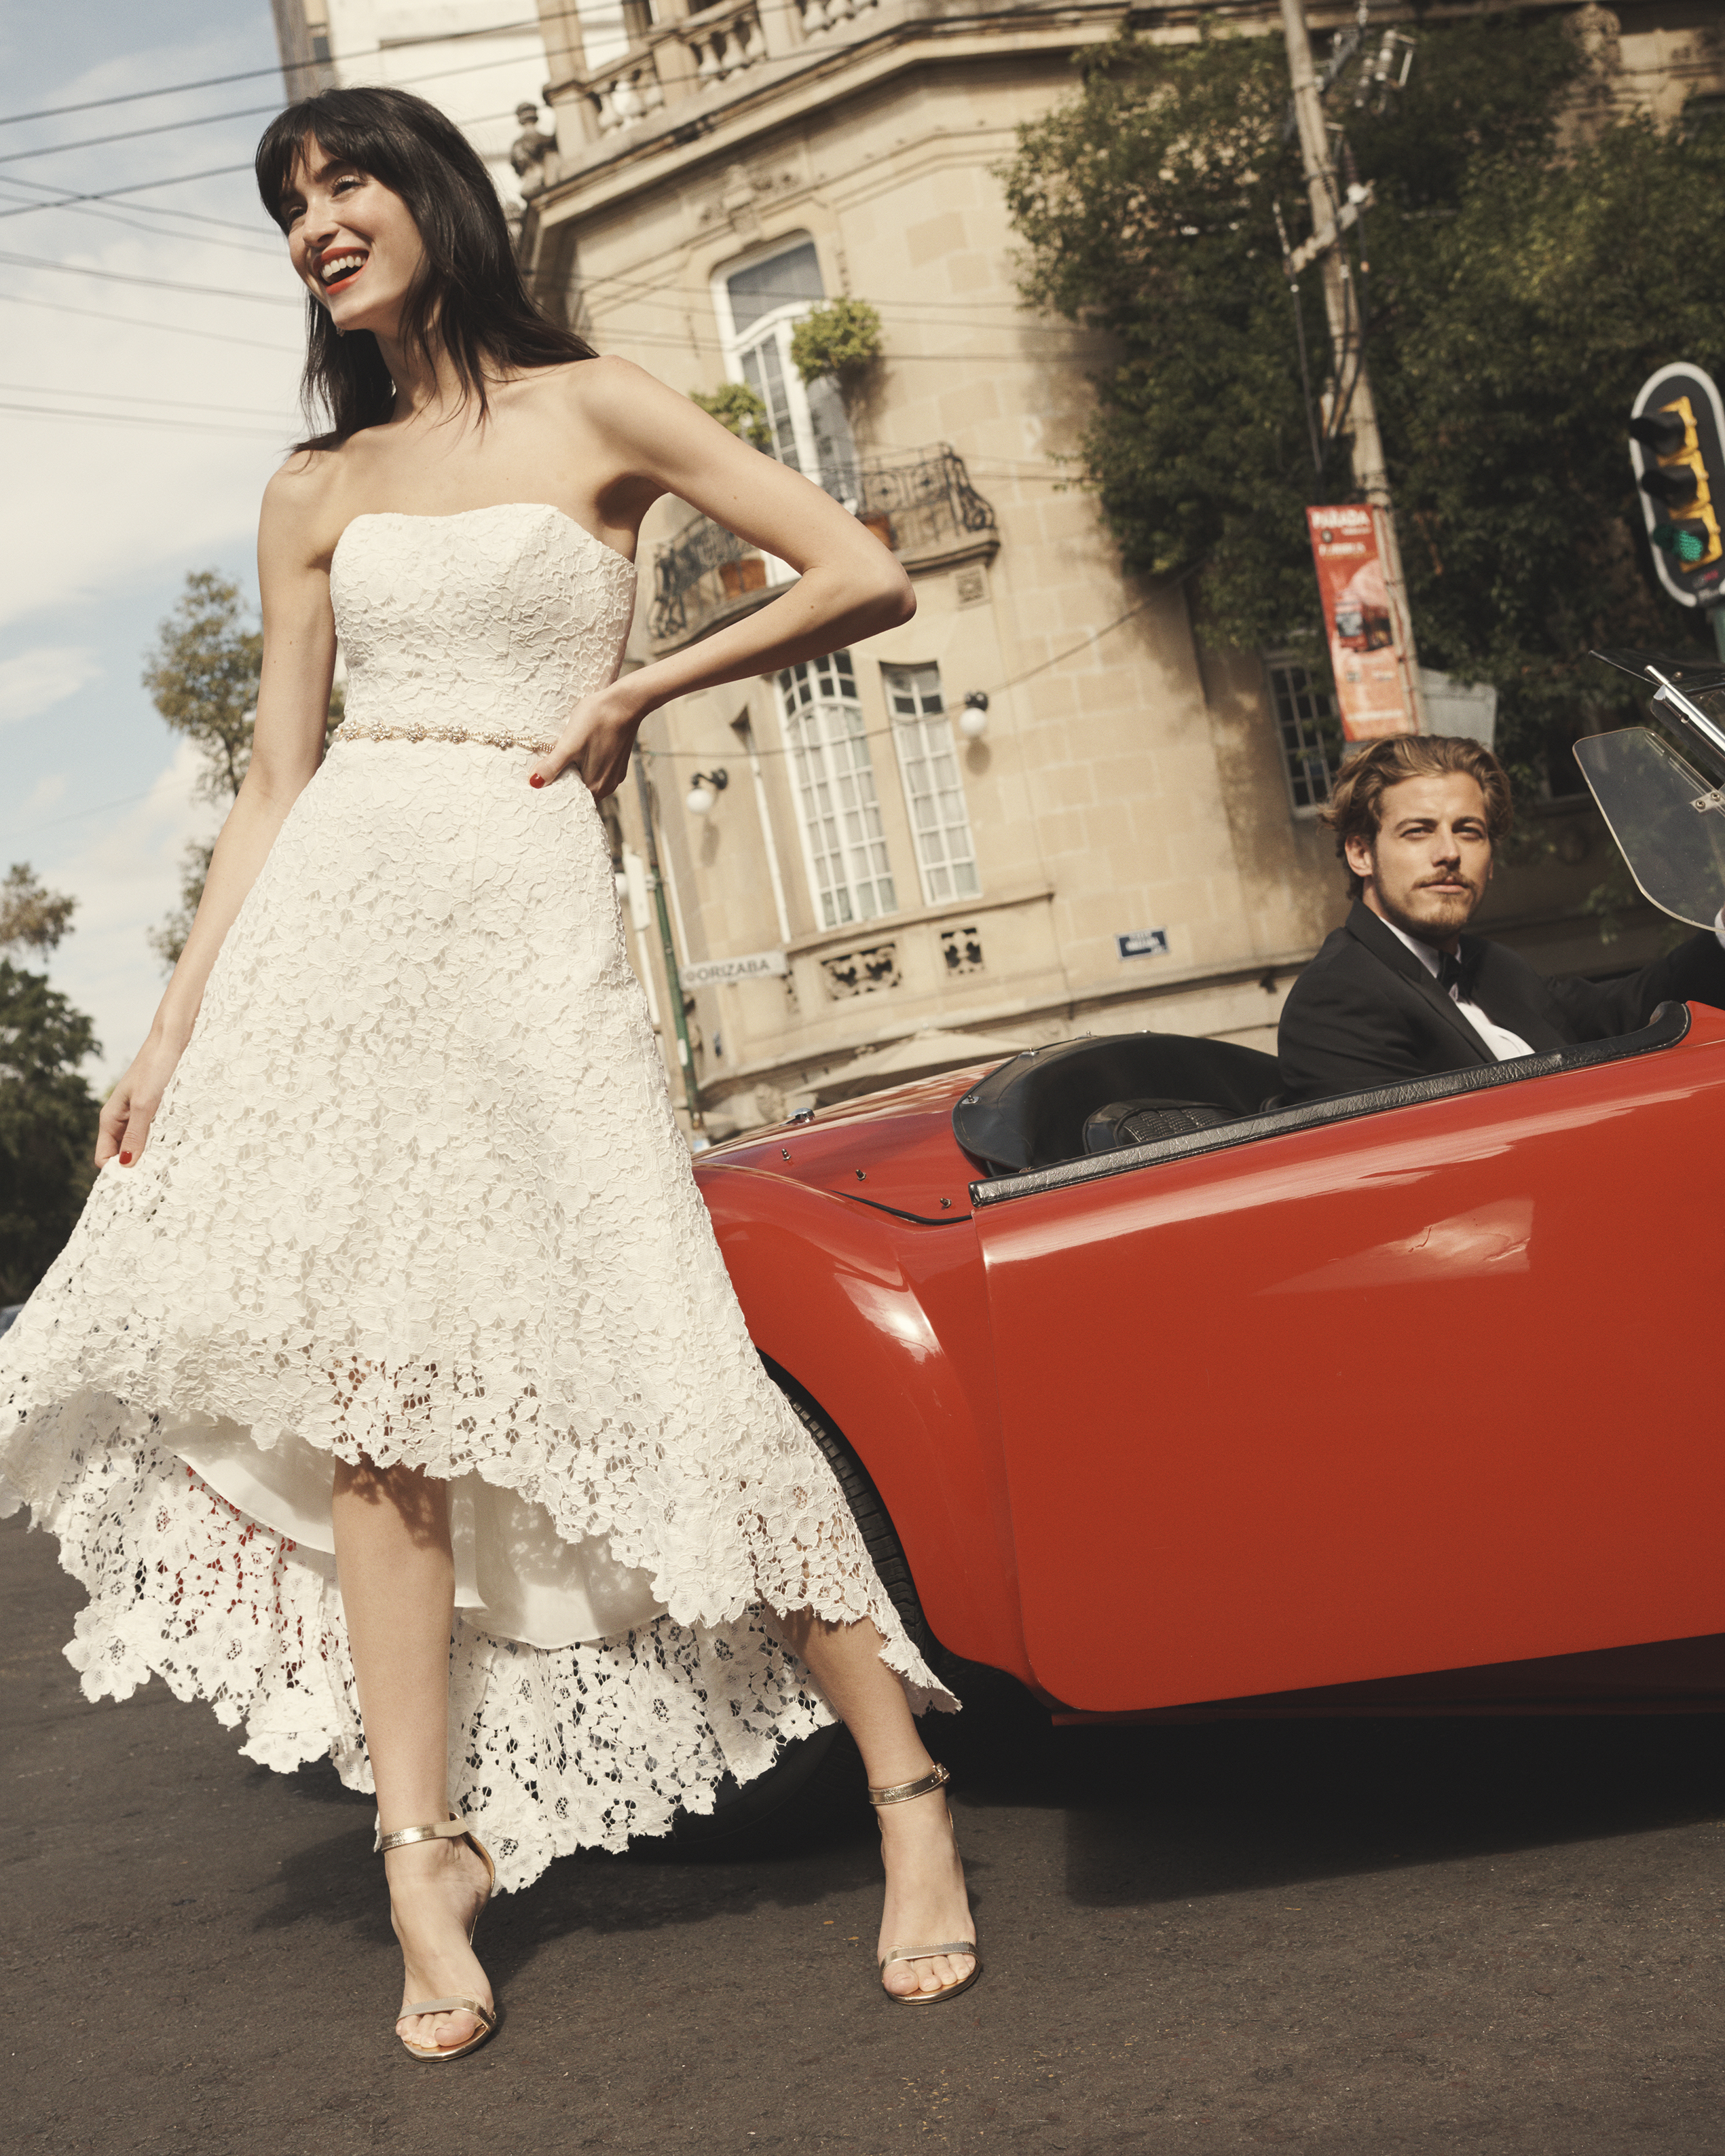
xmin=0 ymin=507 xmax=953 ymax=1890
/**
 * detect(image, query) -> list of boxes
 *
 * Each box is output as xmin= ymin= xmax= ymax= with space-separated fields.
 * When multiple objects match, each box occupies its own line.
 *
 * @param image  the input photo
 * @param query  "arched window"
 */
xmin=713 ymin=237 xmax=858 ymax=504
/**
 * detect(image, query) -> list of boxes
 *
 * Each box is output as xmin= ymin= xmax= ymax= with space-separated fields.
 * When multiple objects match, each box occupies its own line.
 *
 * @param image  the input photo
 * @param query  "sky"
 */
xmin=0 ymin=0 xmax=309 ymax=1083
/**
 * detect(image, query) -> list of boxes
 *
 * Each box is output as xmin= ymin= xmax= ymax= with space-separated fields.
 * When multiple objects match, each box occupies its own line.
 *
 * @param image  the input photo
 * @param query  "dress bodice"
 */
xmin=331 ymin=503 xmax=638 ymax=739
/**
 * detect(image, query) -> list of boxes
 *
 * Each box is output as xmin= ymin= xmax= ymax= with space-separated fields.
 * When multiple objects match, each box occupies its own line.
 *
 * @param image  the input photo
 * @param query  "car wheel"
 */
xmin=667 ymin=1359 xmax=938 ymax=1851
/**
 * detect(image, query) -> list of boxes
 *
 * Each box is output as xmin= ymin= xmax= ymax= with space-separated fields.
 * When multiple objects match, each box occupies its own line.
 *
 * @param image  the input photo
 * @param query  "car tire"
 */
xmin=666 ymin=1359 xmax=938 ymax=1852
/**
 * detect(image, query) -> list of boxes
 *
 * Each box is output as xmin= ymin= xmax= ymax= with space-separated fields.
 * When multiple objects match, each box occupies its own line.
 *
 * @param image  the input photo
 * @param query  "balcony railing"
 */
xmin=579 ymin=0 xmax=766 ymax=138
xmin=650 ymin=443 xmax=997 ymax=644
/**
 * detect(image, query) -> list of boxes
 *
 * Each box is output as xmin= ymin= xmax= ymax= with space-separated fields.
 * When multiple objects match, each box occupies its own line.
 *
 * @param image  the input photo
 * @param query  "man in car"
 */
xmin=1277 ymin=732 xmax=1725 ymax=1102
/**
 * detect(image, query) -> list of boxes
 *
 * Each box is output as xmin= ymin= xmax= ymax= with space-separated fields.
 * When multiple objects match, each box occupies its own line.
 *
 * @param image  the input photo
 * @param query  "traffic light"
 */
xmin=1629 ymin=364 xmax=1725 ymax=606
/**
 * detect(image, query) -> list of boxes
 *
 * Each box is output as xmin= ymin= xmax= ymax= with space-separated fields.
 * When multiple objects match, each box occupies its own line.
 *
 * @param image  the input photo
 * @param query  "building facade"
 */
xmin=270 ymin=0 xmax=561 ymax=213
xmin=286 ymin=0 xmax=1725 ymax=1135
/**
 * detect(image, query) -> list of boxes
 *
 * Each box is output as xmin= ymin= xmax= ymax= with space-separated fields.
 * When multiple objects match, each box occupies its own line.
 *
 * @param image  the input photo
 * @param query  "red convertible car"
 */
xmin=694 ymin=998 xmax=1725 ymax=1751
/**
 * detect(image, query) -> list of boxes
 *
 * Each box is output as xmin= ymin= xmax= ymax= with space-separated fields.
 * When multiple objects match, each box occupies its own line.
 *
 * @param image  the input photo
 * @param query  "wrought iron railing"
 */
xmin=650 ymin=443 xmax=997 ymax=643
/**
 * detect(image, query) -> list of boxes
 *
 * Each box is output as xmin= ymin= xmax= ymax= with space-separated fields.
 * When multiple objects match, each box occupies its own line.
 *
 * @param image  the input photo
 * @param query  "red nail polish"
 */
xmin=119 ymin=1151 xmax=132 ymax=1165
xmin=529 ymin=773 xmax=544 ymax=788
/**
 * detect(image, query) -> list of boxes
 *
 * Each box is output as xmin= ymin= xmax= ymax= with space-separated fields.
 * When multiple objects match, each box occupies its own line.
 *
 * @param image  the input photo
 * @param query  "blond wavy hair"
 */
xmin=1321 ymin=735 xmax=1513 ymax=900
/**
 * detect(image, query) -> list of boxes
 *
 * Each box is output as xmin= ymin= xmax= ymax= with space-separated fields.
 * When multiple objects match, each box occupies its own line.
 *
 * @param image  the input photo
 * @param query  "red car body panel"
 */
xmin=696 ymin=1012 xmax=1725 ymax=1716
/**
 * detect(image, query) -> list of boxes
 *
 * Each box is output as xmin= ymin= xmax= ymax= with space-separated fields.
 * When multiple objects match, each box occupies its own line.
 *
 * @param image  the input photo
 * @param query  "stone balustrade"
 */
xmin=790 ymin=0 xmax=880 ymax=37
xmin=581 ymin=0 xmax=768 ymax=139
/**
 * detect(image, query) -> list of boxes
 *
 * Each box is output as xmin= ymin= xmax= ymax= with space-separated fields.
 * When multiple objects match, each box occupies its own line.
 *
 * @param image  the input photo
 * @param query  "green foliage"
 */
xmin=0 ymin=960 xmax=100 ymax=1303
xmin=691 ymin=381 xmax=772 ymax=449
xmin=789 ymin=298 xmax=883 ymax=391
xmin=0 ymin=862 xmax=75 ymax=957
xmin=142 ymin=570 xmax=262 ymax=807
xmin=143 ymin=571 xmax=344 ymax=971
xmin=1003 ymin=14 xmax=1725 ymax=784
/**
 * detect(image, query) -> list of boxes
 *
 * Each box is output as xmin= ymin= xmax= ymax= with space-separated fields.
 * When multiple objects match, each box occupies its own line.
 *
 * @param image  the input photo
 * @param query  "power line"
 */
xmin=0 ymin=10 xmax=578 ymax=129
xmin=0 ymin=245 xmax=301 ymax=307
xmin=0 ymin=288 xmax=301 ymax=354
xmin=0 ymin=380 xmax=294 ymax=418
xmin=0 ymin=77 xmax=548 ymax=174
xmin=0 ymin=103 xmax=285 ymax=170
xmin=0 ymin=162 xmax=257 ymax=217
xmin=0 ymin=188 xmax=283 ymax=257
xmin=639 ymin=600 xmax=1157 ymax=763
xmin=0 ymin=397 xmax=284 ymax=438
xmin=0 ymin=169 xmax=277 ymax=235
xmin=585 ymin=266 xmax=1094 ymax=333
xmin=0 ymin=29 xmax=586 ymax=169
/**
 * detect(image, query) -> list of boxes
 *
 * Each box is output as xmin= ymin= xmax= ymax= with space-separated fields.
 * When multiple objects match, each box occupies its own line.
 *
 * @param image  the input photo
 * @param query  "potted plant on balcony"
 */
xmin=792 ymin=300 xmax=891 ymax=543
xmin=690 ymin=380 xmax=773 ymax=449
xmin=689 ymin=383 xmax=773 ymax=593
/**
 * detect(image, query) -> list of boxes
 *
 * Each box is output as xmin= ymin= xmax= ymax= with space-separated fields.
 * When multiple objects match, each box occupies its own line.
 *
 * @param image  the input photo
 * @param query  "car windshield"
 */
xmin=1573 ymin=726 xmax=1725 ymax=930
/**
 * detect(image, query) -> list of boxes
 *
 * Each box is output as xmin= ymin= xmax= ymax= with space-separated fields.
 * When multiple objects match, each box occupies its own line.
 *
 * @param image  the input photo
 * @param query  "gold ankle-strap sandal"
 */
xmin=377 ymin=1817 xmax=499 ymax=2061
xmin=868 ymin=1764 xmax=982 ymax=2007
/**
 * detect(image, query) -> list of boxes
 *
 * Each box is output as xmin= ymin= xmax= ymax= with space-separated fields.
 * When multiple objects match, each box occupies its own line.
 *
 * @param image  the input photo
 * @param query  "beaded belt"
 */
xmin=332 ymin=719 xmax=554 ymax=753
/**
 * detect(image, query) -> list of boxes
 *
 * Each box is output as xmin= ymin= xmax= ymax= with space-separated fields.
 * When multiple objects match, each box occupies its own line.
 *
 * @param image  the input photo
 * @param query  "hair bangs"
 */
xmin=254 ymin=86 xmax=595 ymax=454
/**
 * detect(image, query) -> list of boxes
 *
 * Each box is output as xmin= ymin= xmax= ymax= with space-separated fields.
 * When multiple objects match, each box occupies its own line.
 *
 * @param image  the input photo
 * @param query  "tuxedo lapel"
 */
xmin=1464 ymin=940 xmax=1567 ymax=1053
xmin=1344 ymin=902 xmax=1496 ymax=1065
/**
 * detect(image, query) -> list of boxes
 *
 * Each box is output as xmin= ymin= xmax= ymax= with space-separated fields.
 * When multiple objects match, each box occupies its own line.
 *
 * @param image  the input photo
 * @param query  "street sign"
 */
xmin=1306 ymin=506 xmax=1419 ymax=739
xmin=679 ymin=949 xmax=788 ymax=989
xmin=1629 ymin=363 xmax=1725 ymax=610
xmin=1116 ymin=928 xmax=1170 ymax=961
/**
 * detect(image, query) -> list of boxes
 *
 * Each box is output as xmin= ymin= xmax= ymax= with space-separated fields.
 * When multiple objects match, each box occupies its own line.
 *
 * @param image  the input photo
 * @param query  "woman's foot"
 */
xmin=384 ymin=1832 xmax=495 ymax=2053
xmin=875 ymin=1777 xmax=976 ymax=2000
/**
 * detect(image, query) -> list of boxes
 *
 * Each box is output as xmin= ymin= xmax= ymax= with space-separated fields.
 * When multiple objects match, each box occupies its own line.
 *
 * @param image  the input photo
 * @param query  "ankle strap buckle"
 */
xmin=867 ymin=1762 xmax=951 ymax=1808
xmin=376 ymin=1817 xmax=471 ymax=1856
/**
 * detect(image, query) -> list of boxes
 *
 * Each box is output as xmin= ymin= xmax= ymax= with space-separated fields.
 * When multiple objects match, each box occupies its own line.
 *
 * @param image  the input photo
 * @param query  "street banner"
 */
xmin=679 ymin=949 xmax=787 ymax=989
xmin=1306 ymin=505 xmax=1417 ymax=740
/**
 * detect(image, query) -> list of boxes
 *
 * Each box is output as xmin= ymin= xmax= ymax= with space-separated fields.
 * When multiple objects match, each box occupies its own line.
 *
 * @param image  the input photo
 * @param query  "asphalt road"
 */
xmin=9 ymin=1509 xmax=1725 ymax=2156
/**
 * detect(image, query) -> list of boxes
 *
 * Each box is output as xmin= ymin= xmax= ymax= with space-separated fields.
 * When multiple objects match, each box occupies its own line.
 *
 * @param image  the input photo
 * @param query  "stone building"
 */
xmin=268 ymin=0 xmax=561 ymax=213
xmin=291 ymin=0 xmax=1725 ymax=1135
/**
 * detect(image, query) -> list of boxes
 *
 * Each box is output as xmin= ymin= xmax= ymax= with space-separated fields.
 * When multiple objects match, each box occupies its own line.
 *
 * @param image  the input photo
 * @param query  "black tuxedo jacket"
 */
xmin=1277 ymin=900 xmax=1725 ymax=1103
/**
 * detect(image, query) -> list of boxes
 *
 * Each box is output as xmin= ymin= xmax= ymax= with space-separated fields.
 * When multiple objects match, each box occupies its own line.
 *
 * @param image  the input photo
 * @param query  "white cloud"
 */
xmin=43 ymin=739 xmax=219 ymax=1086
xmin=0 ymin=646 xmax=103 ymax=727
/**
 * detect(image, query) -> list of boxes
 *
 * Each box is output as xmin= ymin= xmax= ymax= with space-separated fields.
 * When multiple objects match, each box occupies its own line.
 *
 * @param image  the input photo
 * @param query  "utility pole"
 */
xmin=1279 ymin=0 xmax=1427 ymax=732
xmin=633 ymin=756 xmax=704 ymax=1134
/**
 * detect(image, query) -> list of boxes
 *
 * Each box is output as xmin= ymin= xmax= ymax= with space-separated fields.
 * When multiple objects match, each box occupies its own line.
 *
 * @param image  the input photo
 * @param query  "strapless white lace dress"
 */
xmin=0 ymin=503 xmax=952 ymax=1890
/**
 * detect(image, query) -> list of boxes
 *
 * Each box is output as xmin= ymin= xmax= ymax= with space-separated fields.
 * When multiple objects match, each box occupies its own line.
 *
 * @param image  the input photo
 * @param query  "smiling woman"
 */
xmin=0 ymin=79 xmax=978 ymax=2075
xmin=254 ymin=88 xmax=593 ymax=447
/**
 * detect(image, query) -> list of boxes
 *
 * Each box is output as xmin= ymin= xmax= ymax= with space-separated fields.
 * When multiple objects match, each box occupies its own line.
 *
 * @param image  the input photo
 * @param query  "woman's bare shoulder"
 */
xmin=261 ymin=446 xmax=352 ymax=565
xmin=539 ymin=352 xmax=674 ymax=426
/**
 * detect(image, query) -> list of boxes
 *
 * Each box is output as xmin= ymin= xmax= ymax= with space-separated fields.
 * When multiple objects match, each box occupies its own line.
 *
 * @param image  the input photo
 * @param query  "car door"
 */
xmin=971 ymin=1037 xmax=1725 ymax=1713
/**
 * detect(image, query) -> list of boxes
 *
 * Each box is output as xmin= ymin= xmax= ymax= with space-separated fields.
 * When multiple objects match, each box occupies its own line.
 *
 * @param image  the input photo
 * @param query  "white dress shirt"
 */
xmin=1379 ymin=917 xmax=1536 ymax=1062
xmin=1380 ymin=909 xmax=1725 ymax=1064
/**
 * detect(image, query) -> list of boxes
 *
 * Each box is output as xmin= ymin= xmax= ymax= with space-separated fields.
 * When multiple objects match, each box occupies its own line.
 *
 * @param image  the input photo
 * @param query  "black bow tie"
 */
xmin=1436 ymin=949 xmax=1470 ymax=998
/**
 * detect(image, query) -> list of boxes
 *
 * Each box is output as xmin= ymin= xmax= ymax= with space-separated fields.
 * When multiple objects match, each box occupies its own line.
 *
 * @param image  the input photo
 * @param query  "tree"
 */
xmin=1003 ymin=14 xmax=1725 ymax=787
xmin=0 ymin=862 xmax=76 ymax=957
xmin=0 ymin=863 xmax=98 ymax=1304
xmin=690 ymin=381 xmax=771 ymax=448
xmin=143 ymin=570 xmax=342 ymax=968
xmin=0 ymin=964 xmax=101 ymax=1304
xmin=143 ymin=572 xmax=259 ymax=970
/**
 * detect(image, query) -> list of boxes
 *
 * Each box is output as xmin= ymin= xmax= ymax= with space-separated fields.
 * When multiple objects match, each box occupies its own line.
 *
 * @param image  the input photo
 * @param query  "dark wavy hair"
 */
xmin=255 ymin=86 xmax=595 ymax=451
xmin=1321 ymin=733 xmax=1514 ymax=899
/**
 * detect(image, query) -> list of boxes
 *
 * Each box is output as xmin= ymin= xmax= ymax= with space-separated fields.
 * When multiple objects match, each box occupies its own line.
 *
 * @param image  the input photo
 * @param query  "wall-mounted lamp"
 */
xmin=959 ymin=692 xmax=989 ymax=741
xmin=685 ymin=768 xmax=730 ymax=815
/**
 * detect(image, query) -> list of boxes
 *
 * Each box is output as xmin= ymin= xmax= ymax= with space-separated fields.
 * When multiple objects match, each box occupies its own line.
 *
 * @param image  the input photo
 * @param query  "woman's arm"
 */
xmin=530 ymin=357 xmax=914 ymax=797
xmin=98 ymin=464 xmax=337 ymax=1165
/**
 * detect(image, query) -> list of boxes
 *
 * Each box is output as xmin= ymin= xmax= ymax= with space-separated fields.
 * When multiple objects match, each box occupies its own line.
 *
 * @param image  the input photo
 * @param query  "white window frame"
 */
xmin=777 ymin=652 xmax=897 ymax=931
xmin=711 ymin=237 xmax=856 ymax=503
xmin=1265 ymin=654 xmax=1344 ymax=818
xmin=883 ymin=662 xmax=981 ymax=907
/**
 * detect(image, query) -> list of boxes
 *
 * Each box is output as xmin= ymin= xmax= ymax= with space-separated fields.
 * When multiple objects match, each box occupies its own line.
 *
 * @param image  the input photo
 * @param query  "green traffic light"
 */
xmin=1652 ymin=522 xmax=1707 ymax=564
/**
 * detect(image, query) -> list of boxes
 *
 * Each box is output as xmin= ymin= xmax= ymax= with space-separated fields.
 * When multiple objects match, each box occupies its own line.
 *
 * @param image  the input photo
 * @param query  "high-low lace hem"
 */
xmin=0 ymin=505 xmax=955 ymax=1890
